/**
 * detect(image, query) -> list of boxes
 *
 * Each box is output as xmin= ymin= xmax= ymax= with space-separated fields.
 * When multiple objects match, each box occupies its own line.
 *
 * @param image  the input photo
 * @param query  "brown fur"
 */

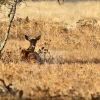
xmin=20 ymin=49 xmax=42 ymax=63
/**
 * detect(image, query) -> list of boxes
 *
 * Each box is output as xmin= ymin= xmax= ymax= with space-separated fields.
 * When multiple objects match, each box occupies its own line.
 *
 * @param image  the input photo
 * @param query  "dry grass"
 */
xmin=0 ymin=1 xmax=100 ymax=100
xmin=1 ymin=61 xmax=100 ymax=100
xmin=1 ymin=1 xmax=100 ymax=26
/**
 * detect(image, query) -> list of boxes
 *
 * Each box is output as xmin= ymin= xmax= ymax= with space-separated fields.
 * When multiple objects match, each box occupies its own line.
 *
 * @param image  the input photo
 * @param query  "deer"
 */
xmin=20 ymin=35 xmax=42 ymax=64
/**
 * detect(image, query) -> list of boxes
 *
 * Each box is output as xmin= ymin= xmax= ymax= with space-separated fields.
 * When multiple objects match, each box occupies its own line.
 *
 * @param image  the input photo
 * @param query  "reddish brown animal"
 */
xmin=20 ymin=35 xmax=42 ymax=63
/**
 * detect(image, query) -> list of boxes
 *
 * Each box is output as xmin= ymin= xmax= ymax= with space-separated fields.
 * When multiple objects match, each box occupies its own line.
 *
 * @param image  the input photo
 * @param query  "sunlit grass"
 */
xmin=0 ymin=1 xmax=100 ymax=99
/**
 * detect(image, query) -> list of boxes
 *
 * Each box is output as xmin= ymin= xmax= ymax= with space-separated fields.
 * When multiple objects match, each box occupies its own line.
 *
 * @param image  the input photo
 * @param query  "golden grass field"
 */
xmin=0 ymin=0 xmax=100 ymax=100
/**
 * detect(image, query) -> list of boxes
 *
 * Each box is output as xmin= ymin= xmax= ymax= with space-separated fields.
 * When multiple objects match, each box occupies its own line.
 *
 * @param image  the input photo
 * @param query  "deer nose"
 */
xmin=32 ymin=45 xmax=35 ymax=48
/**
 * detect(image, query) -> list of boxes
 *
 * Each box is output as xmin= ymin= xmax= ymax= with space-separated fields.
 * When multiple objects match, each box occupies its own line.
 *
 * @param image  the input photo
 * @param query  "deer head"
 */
xmin=25 ymin=35 xmax=41 ymax=52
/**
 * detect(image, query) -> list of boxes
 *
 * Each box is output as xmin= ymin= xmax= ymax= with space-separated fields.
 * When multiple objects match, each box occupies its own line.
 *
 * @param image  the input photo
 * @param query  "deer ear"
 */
xmin=25 ymin=35 xmax=30 ymax=41
xmin=36 ymin=35 xmax=41 ymax=41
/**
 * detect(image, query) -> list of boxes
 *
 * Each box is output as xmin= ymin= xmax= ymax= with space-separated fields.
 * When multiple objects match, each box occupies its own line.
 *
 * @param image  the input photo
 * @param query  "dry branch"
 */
xmin=0 ymin=0 xmax=21 ymax=54
xmin=0 ymin=78 xmax=18 ymax=96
